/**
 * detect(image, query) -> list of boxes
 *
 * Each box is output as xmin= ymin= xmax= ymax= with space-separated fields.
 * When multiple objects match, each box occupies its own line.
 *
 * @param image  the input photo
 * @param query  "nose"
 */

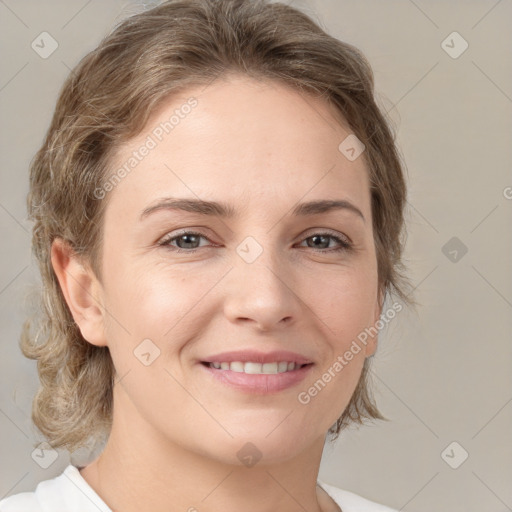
xmin=223 ymin=245 xmax=302 ymax=332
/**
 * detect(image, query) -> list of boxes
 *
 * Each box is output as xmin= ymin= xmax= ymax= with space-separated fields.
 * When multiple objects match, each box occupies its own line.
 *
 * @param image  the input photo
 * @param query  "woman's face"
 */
xmin=93 ymin=74 xmax=381 ymax=465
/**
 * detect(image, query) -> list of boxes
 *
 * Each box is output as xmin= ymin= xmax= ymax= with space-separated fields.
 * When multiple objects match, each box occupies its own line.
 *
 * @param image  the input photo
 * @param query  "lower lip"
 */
xmin=199 ymin=363 xmax=313 ymax=394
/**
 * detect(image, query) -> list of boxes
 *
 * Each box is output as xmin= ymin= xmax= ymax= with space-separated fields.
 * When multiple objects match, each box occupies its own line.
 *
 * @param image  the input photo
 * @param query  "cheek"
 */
xmin=301 ymin=260 xmax=377 ymax=407
xmin=101 ymin=260 xmax=222 ymax=356
xmin=312 ymin=262 xmax=378 ymax=340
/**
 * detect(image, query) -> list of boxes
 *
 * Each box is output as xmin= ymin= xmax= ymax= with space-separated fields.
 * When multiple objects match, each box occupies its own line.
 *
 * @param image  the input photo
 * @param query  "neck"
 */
xmin=79 ymin=384 xmax=336 ymax=512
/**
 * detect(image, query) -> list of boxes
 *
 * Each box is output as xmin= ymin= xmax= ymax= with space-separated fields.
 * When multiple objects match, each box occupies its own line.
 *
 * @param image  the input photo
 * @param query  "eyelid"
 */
xmin=158 ymin=226 xmax=351 ymax=242
xmin=157 ymin=227 xmax=354 ymax=254
xmin=157 ymin=229 xmax=214 ymax=247
xmin=301 ymin=227 xmax=352 ymax=245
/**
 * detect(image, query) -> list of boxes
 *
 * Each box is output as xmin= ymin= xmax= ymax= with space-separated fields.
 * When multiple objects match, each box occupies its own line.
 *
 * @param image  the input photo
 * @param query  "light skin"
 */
xmin=51 ymin=73 xmax=382 ymax=512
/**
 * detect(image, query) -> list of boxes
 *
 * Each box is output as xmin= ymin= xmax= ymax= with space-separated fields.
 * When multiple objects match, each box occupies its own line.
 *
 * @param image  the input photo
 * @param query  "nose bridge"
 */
xmin=224 ymin=233 xmax=299 ymax=329
xmin=235 ymin=233 xmax=288 ymax=293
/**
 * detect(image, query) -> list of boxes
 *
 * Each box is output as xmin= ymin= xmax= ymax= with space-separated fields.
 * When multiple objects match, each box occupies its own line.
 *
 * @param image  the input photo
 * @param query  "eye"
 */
xmin=296 ymin=232 xmax=352 ymax=253
xmin=158 ymin=230 xmax=352 ymax=254
xmin=157 ymin=230 xmax=213 ymax=253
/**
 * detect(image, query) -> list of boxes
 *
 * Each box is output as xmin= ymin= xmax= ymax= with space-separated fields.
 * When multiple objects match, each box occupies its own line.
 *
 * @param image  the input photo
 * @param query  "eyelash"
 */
xmin=157 ymin=230 xmax=353 ymax=254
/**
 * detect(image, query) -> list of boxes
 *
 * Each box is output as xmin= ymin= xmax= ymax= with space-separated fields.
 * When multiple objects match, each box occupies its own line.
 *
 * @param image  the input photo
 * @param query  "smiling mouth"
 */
xmin=200 ymin=361 xmax=312 ymax=374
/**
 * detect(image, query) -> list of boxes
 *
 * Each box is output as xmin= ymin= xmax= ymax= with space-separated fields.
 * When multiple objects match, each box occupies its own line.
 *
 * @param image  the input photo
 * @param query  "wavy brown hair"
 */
xmin=22 ymin=0 xmax=416 ymax=453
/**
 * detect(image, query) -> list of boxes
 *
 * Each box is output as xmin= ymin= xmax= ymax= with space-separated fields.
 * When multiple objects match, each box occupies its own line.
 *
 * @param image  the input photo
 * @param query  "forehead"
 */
xmin=104 ymin=74 xmax=371 ymax=219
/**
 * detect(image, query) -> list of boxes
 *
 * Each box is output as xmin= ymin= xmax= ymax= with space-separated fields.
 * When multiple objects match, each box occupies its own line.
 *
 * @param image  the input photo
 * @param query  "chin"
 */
xmin=203 ymin=424 xmax=321 ymax=467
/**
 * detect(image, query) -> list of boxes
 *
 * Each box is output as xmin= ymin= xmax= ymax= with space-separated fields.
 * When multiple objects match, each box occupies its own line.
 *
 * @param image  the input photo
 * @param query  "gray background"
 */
xmin=1 ymin=1 xmax=511 ymax=511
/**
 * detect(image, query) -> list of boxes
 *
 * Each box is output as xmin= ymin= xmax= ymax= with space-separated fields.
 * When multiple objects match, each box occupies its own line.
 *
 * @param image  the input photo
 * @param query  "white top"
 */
xmin=0 ymin=464 xmax=398 ymax=512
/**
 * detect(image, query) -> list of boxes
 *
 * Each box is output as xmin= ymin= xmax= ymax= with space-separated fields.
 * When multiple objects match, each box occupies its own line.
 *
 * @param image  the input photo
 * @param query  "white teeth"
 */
xmin=278 ymin=361 xmax=289 ymax=373
xmin=244 ymin=362 xmax=263 ymax=374
xmin=208 ymin=361 xmax=302 ymax=374
xmin=262 ymin=362 xmax=278 ymax=374
xmin=230 ymin=361 xmax=245 ymax=373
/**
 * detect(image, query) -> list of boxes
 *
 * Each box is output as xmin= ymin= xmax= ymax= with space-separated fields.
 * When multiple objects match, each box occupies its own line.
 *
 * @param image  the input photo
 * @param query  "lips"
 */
xmin=198 ymin=349 xmax=314 ymax=394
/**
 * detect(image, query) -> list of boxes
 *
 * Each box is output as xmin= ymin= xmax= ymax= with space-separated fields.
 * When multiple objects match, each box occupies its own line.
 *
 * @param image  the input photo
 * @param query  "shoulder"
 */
xmin=1 ymin=468 xmax=395 ymax=512
xmin=0 ymin=491 xmax=40 ymax=512
xmin=317 ymin=480 xmax=399 ymax=512
xmin=0 ymin=465 xmax=111 ymax=512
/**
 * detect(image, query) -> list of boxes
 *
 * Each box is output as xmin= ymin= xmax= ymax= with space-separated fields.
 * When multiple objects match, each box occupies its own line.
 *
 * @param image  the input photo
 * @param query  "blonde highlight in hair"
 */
xmin=21 ymin=0 xmax=415 ymax=453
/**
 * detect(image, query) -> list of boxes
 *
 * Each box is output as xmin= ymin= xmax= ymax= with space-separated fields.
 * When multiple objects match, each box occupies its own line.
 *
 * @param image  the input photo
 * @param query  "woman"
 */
xmin=0 ymin=0 xmax=415 ymax=510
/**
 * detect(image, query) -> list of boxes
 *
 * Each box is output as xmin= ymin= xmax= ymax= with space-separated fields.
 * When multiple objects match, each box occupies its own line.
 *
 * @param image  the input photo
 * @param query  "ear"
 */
xmin=50 ymin=237 xmax=108 ymax=347
xmin=365 ymin=288 xmax=384 ymax=357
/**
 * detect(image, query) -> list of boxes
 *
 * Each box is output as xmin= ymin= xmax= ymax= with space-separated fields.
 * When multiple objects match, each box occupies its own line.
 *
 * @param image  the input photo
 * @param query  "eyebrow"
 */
xmin=140 ymin=197 xmax=365 ymax=222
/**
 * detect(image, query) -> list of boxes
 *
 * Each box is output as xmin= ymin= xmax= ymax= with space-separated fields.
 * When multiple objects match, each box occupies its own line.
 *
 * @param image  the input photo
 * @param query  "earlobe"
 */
xmin=50 ymin=238 xmax=108 ymax=347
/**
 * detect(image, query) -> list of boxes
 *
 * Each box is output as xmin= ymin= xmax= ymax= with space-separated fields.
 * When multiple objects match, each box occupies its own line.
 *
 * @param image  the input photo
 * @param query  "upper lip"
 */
xmin=201 ymin=350 xmax=314 ymax=365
